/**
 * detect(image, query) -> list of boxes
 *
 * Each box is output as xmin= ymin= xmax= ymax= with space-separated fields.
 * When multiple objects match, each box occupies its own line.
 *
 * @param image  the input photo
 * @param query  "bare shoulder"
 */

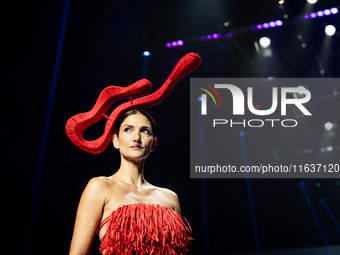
xmin=151 ymin=185 xmax=181 ymax=214
xmin=158 ymin=187 xmax=179 ymax=201
xmin=86 ymin=176 xmax=111 ymax=190
xmin=82 ymin=176 xmax=113 ymax=199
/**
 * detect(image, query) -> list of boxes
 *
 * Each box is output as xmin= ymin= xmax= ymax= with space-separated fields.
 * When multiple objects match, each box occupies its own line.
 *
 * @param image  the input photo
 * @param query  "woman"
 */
xmin=69 ymin=110 xmax=192 ymax=255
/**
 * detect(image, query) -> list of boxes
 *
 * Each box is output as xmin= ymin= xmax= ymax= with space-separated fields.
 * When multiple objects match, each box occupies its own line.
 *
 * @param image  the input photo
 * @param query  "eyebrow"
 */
xmin=122 ymin=124 xmax=152 ymax=129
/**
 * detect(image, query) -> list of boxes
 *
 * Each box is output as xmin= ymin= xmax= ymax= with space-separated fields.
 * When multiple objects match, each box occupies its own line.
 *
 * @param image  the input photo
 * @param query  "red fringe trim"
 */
xmin=99 ymin=203 xmax=193 ymax=255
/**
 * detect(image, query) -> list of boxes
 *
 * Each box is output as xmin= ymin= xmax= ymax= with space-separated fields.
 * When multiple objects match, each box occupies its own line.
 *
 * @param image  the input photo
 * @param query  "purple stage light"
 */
xmin=165 ymin=7 xmax=339 ymax=49
xmin=323 ymin=9 xmax=331 ymax=15
xmin=330 ymin=7 xmax=338 ymax=14
xmin=317 ymin=10 xmax=324 ymax=17
xmin=275 ymin=20 xmax=283 ymax=26
xmin=212 ymin=33 xmax=220 ymax=39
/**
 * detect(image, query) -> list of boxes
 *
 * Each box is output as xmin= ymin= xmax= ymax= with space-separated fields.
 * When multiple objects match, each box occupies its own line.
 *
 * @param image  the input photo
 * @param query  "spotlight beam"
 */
xmin=320 ymin=198 xmax=340 ymax=234
xmin=299 ymin=182 xmax=334 ymax=255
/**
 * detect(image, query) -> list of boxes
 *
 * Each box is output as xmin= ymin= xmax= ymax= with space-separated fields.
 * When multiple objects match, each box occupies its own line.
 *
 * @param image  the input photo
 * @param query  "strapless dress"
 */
xmin=98 ymin=203 xmax=193 ymax=254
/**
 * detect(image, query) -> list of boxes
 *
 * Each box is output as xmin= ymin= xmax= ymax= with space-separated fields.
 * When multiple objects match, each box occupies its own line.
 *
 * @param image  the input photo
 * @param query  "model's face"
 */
xmin=113 ymin=113 xmax=156 ymax=161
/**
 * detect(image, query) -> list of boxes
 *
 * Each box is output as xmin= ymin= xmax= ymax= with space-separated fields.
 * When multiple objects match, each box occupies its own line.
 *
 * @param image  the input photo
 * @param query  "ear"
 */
xmin=151 ymin=137 xmax=158 ymax=152
xmin=112 ymin=134 xmax=120 ymax=149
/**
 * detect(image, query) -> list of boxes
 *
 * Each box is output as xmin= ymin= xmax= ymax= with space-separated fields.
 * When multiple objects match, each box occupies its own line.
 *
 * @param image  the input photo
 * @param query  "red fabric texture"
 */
xmin=98 ymin=203 xmax=193 ymax=255
xmin=65 ymin=53 xmax=201 ymax=154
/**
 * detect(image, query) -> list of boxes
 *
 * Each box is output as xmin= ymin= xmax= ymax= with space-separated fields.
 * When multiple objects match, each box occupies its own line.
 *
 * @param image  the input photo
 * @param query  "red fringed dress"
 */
xmin=98 ymin=203 xmax=193 ymax=255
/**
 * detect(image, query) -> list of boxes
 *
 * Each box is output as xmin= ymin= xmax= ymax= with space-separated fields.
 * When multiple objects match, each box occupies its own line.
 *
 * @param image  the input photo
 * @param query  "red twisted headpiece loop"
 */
xmin=65 ymin=52 xmax=201 ymax=154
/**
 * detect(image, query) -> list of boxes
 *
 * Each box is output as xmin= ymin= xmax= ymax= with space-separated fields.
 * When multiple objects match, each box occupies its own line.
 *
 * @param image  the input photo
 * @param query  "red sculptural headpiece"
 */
xmin=65 ymin=52 xmax=201 ymax=154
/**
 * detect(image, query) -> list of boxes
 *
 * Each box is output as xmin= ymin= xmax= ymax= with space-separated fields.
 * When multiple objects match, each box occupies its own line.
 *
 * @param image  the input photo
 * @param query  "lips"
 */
xmin=130 ymin=145 xmax=142 ymax=150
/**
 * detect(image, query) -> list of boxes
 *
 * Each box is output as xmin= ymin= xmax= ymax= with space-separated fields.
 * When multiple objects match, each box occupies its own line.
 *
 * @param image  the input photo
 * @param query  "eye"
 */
xmin=124 ymin=127 xmax=132 ymax=132
xmin=141 ymin=128 xmax=152 ymax=135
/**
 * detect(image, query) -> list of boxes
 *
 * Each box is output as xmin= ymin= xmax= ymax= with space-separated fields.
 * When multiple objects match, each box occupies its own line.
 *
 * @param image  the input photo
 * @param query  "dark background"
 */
xmin=4 ymin=0 xmax=339 ymax=254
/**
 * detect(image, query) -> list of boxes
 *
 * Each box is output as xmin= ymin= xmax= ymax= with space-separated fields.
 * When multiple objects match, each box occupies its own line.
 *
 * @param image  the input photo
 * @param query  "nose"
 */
xmin=132 ymin=130 xmax=142 ymax=143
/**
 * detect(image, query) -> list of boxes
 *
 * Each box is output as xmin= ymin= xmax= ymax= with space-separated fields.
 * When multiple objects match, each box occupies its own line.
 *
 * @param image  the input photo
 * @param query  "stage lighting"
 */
xmin=212 ymin=33 xmax=220 ymax=39
xmin=307 ymin=0 xmax=317 ymax=4
xmin=143 ymin=51 xmax=151 ymax=57
xmin=165 ymin=6 xmax=337 ymax=49
xmin=259 ymin=37 xmax=271 ymax=48
xmin=310 ymin=12 xmax=317 ymax=18
xmin=224 ymin=21 xmax=231 ymax=27
xmin=257 ymin=37 xmax=272 ymax=57
xmin=323 ymin=9 xmax=331 ymax=16
xmin=255 ymin=20 xmax=283 ymax=31
xmin=317 ymin=10 xmax=324 ymax=17
xmin=304 ymin=8 xmax=338 ymax=20
xmin=324 ymin=122 xmax=333 ymax=130
xmin=275 ymin=20 xmax=283 ymax=26
xmin=165 ymin=40 xmax=184 ymax=48
xmin=326 ymin=146 xmax=333 ymax=152
xmin=325 ymin=25 xmax=336 ymax=36
xmin=330 ymin=7 xmax=338 ymax=14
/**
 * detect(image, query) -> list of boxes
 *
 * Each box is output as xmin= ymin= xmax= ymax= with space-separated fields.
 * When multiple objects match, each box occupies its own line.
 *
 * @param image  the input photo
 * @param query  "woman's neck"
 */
xmin=114 ymin=157 xmax=146 ymax=189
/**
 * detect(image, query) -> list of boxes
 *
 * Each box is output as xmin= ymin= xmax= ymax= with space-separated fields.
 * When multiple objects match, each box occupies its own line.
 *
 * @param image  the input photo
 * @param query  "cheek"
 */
xmin=144 ymin=137 xmax=154 ymax=147
xmin=120 ymin=135 xmax=131 ymax=146
xmin=115 ymin=133 xmax=131 ymax=147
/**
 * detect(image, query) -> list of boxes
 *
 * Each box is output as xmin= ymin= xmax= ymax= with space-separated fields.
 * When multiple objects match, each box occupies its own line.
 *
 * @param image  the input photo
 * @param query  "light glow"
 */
xmin=307 ymin=0 xmax=317 ymax=4
xmin=325 ymin=25 xmax=336 ymax=36
xmin=259 ymin=37 xmax=271 ymax=48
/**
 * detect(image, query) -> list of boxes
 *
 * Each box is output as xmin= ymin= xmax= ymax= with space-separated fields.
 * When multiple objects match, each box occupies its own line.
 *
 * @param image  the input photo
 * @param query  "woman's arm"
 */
xmin=69 ymin=177 xmax=107 ymax=255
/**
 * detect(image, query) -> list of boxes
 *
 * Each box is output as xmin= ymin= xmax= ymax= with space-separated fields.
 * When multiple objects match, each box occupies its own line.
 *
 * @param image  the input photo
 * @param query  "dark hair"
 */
xmin=115 ymin=110 xmax=156 ymax=136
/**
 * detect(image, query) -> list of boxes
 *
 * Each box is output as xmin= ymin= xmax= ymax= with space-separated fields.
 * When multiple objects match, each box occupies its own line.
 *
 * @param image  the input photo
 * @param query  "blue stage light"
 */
xmin=143 ymin=51 xmax=151 ymax=57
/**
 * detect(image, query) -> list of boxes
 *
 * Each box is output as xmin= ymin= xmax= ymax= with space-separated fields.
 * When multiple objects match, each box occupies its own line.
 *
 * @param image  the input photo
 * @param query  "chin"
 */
xmin=123 ymin=152 xmax=150 ymax=161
